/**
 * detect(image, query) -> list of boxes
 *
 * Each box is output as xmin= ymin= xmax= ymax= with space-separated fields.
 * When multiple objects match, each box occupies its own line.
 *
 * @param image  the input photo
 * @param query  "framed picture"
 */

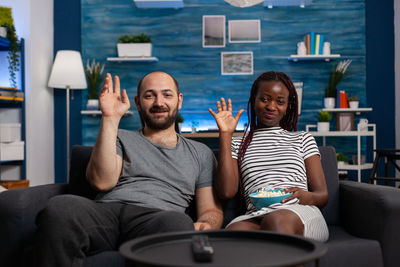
xmin=293 ymin=82 xmax=303 ymax=115
xmin=221 ymin=52 xmax=253 ymax=75
xmin=228 ymin=20 xmax=261 ymax=43
xmin=203 ymin=15 xmax=226 ymax=48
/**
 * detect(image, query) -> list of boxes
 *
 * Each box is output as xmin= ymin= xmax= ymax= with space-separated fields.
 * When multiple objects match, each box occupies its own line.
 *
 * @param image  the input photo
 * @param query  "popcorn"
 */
xmin=253 ymin=190 xmax=287 ymax=198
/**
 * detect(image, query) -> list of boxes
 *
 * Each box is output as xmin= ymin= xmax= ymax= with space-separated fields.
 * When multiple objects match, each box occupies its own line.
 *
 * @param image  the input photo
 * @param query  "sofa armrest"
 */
xmin=339 ymin=180 xmax=400 ymax=267
xmin=0 ymin=183 xmax=68 ymax=265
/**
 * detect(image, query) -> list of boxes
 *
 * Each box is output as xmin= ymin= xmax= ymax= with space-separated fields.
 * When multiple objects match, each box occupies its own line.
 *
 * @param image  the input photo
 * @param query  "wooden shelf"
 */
xmin=133 ymin=0 xmax=184 ymax=8
xmin=338 ymin=163 xmax=373 ymax=171
xmin=322 ymin=108 xmax=372 ymax=113
xmin=288 ymin=54 xmax=341 ymax=62
xmin=81 ymin=110 xmax=134 ymax=116
xmin=307 ymin=130 xmax=375 ymax=137
xmin=181 ymin=132 xmax=244 ymax=138
xmin=107 ymin=57 xmax=159 ymax=62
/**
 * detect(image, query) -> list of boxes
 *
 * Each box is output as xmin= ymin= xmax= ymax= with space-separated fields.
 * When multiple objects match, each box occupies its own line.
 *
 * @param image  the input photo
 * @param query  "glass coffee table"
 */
xmin=120 ymin=230 xmax=327 ymax=267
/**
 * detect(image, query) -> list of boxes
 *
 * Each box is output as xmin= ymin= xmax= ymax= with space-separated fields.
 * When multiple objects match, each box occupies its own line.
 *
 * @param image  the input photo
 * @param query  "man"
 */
xmin=33 ymin=71 xmax=223 ymax=267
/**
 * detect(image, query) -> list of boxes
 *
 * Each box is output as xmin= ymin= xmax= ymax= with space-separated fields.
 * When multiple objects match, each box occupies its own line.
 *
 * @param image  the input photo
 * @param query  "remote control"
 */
xmin=191 ymin=235 xmax=214 ymax=262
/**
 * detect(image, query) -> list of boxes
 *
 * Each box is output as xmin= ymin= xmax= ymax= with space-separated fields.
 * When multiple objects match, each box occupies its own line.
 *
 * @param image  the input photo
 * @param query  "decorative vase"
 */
xmin=317 ymin=122 xmax=330 ymax=132
xmin=0 ymin=27 xmax=6 ymax=38
xmin=324 ymin=97 xmax=335 ymax=109
xmin=349 ymin=101 xmax=359 ymax=109
xmin=86 ymin=99 xmax=99 ymax=110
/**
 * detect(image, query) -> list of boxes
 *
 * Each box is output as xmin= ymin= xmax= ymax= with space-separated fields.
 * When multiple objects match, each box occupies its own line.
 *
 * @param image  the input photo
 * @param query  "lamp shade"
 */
xmin=48 ymin=50 xmax=87 ymax=89
xmin=224 ymin=0 xmax=264 ymax=7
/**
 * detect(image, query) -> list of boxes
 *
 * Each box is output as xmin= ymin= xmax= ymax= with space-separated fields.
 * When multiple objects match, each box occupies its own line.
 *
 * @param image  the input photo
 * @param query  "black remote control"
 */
xmin=191 ymin=235 xmax=214 ymax=262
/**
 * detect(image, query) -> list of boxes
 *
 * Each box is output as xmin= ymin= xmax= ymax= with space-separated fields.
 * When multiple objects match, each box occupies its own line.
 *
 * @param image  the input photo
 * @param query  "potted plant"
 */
xmin=324 ymin=59 xmax=352 ymax=108
xmin=177 ymin=113 xmax=184 ymax=133
xmin=117 ymin=33 xmax=152 ymax=58
xmin=336 ymin=153 xmax=348 ymax=167
xmin=317 ymin=110 xmax=332 ymax=132
xmin=348 ymin=96 xmax=359 ymax=109
xmin=0 ymin=7 xmax=19 ymax=88
xmin=85 ymin=59 xmax=105 ymax=110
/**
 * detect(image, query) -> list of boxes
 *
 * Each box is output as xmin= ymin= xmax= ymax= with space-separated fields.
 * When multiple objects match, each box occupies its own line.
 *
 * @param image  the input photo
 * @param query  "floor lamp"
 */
xmin=48 ymin=50 xmax=87 ymax=181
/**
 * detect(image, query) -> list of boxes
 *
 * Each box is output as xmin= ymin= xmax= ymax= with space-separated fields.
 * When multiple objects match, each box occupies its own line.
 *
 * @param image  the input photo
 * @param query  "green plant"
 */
xmin=118 ymin=33 xmax=152 ymax=43
xmin=317 ymin=111 xmax=332 ymax=122
xmin=348 ymin=96 xmax=359 ymax=102
xmin=85 ymin=59 xmax=105 ymax=99
xmin=0 ymin=7 xmax=19 ymax=88
xmin=336 ymin=153 xmax=348 ymax=162
xmin=177 ymin=113 xmax=184 ymax=123
xmin=325 ymin=59 xmax=352 ymax=98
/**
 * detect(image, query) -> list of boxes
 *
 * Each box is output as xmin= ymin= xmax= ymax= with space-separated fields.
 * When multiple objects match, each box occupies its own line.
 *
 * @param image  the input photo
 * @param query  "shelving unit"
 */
xmin=288 ymin=54 xmax=341 ymax=62
xmin=107 ymin=57 xmax=158 ymax=62
xmin=306 ymin=124 xmax=376 ymax=182
xmin=81 ymin=110 xmax=134 ymax=116
xmin=0 ymin=38 xmax=26 ymax=183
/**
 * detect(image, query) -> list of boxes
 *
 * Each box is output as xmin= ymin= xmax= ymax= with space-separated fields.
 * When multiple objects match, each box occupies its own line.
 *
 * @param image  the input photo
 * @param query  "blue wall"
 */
xmin=54 ymin=0 xmax=395 ymax=182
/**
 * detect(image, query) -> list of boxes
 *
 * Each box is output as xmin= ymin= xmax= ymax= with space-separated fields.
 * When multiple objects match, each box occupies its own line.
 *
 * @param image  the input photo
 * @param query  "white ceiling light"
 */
xmin=224 ymin=0 xmax=264 ymax=8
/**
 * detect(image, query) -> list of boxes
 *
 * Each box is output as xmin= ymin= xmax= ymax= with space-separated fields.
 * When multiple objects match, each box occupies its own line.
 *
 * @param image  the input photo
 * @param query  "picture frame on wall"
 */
xmin=293 ymin=82 xmax=303 ymax=115
xmin=228 ymin=20 xmax=261 ymax=43
xmin=203 ymin=15 xmax=226 ymax=48
xmin=221 ymin=51 xmax=253 ymax=75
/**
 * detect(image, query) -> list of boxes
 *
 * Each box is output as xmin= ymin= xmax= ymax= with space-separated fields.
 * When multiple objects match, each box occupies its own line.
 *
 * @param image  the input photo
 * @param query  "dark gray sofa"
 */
xmin=0 ymin=145 xmax=399 ymax=267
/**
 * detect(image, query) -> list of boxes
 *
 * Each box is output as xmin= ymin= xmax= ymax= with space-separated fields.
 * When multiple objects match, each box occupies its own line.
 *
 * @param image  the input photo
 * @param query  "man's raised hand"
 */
xmin=99 ymin=73 xmax=131 ymax=118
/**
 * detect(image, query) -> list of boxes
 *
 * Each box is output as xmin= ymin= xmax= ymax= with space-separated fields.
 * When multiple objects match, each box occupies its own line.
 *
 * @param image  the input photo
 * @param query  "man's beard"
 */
xmin=140 ymin=104 xmax=178 ymax=130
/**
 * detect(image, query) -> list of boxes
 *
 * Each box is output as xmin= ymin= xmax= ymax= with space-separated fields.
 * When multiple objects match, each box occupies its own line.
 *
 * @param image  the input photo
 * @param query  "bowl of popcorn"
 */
xmin=249 ymin=189 xmax=293 ymax=210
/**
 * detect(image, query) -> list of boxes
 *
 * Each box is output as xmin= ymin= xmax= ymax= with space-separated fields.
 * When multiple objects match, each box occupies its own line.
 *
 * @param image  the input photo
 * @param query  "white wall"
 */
xmin=3 ymin=0 xmax=54 ymax=186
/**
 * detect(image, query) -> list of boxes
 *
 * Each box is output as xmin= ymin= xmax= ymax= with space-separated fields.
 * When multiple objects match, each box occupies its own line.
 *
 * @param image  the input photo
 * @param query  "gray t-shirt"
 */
xmin=96 ymin=130 xmax=216 ymax=212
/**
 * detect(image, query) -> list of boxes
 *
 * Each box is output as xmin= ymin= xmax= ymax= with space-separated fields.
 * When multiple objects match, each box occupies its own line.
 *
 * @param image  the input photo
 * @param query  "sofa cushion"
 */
xmin=84 ymin=251 xmax=124 ymax=267
xmin=306 ymin=225 xmax=383 ymax=267
xmin=69 ymin=145 xmax=98 ymax=199
xmin=319 ymin=146 xmax=340 ymax=225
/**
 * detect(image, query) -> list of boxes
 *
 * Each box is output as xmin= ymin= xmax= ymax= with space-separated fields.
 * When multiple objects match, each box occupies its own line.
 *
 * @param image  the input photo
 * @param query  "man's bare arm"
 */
xmin=86 ymin=74 xmax=130 ymax=191
xmin=194 ymin=187 xmax=223 ymax=230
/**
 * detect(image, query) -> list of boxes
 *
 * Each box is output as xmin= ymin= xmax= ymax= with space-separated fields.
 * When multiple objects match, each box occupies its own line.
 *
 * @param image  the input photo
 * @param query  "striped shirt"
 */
xmin=231 ymin=127 xmax=320 ymax=214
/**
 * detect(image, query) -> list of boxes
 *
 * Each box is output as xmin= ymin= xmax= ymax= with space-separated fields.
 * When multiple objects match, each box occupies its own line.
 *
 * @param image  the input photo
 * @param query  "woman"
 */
xmin=209 ymin=71 xmax=329 ymax=241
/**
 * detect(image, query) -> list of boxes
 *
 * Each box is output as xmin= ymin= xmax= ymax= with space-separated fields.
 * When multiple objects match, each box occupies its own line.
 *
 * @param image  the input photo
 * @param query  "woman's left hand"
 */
xmin=282 ymin=187 xmax=314 ymax=206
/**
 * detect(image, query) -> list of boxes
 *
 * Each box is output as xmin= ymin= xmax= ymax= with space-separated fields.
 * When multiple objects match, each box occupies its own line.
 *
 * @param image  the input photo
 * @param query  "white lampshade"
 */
xmin=48 ymin=50 xmax=87 ymax=89
xmin=224 ymin=0 xmax=264 ymax=7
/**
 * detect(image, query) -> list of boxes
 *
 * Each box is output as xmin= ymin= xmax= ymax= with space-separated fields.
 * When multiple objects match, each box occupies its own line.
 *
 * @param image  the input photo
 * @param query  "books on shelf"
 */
xmin=336 ymin=89 xmax=349 ymax=108
xmin=0 ymin=87 xmax=24 ymax=101
xmin=303 ymin=32 xmax=326 ymax=56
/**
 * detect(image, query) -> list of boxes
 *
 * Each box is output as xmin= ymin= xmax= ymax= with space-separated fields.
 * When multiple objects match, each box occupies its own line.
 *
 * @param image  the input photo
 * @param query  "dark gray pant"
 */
xmin=33 ymin=194 xmax=194 ymax=267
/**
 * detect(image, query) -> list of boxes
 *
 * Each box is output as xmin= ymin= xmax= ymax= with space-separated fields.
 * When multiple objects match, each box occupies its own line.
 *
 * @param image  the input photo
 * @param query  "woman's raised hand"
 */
xmin=99 ymin=73 xmax=131 ymax=118
xmin=209 ymin=98 xmax=244 ymax=134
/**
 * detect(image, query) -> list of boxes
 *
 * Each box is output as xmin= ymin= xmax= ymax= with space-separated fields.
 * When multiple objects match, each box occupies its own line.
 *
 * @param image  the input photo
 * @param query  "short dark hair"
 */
xmin=137 ymin=71 xmax=180 ymax=96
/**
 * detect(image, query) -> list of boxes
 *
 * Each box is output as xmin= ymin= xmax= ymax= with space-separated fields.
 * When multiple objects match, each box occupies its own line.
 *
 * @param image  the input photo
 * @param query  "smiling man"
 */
xmin=33 ymin=71 xmax=223 ymax=267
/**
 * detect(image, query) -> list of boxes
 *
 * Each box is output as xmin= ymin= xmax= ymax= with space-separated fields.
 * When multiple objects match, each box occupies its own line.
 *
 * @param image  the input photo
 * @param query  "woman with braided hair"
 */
xmin=209 ymin=71 xmax=329 ymax=241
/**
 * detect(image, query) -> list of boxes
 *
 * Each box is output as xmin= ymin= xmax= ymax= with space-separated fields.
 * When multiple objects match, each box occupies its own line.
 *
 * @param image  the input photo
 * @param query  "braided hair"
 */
xmin=237 ymin=71 xmax=299 ymax=192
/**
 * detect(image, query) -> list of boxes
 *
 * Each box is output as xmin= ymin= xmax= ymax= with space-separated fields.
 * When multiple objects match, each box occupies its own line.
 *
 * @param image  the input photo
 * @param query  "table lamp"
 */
xmin=48 ymin=50 xmax=87 ymax=179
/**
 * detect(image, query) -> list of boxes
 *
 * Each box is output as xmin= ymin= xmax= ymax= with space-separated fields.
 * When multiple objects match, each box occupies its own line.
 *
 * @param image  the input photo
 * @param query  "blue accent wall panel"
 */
xmin=81 ymin=0 xmax=369 ymax=179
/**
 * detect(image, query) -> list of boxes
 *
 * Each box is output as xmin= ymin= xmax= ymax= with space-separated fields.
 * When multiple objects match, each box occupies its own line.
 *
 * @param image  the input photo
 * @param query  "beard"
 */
xmin=140 ymin=104 xmax=179 ymax=130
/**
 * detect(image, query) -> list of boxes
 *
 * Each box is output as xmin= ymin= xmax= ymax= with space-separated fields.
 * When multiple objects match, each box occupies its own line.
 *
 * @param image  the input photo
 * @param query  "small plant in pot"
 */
xmin=336 ymin=153 xmax=348 ymax=167
xmin=317 ymin=111 xmax=332 ymax=132
xmin=177 ymin=113 xmax=184 ymax=133
xmin=0 ymin=7 xmax=19 ymax=89
xmin=117 ymin=33 xmax=152 ymax=58
xmin=348 ymin=96 xmax=359 ymax=109
xmin=85 ymin=59 xmax=105 ymax=110
xmin=324 ymin=59 xmax=352 ymax=108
